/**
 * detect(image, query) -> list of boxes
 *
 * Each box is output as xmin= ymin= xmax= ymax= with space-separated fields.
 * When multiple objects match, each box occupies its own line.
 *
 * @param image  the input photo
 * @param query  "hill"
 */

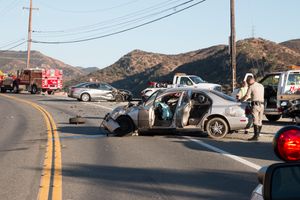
xmin=281 ymin=39 xmax=300 ymax=54
xmin=69 ymin=38 xmax=300 ymax=95
xmin=0 ymin=50 xmax=86 ymax=81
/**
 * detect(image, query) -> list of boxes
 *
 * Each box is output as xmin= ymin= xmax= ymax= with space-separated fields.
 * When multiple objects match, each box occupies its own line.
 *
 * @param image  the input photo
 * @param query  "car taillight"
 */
xmin=273 ymin=126 xmax=300 ymax=162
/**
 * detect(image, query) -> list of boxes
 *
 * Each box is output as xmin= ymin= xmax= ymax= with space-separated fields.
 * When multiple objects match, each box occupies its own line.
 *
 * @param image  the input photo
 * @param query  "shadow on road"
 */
xmin=57 ymin=126 xmax=103 ymax=135
xmin=59 ymin=164 xmax=257 ymax=200
xmin=262 ymin=119 xmax=294 ymax=127
xmin=38 ymin=98 xmax=77 ymax=102
xmin=171 ymin=136 xmax=279 ymax=163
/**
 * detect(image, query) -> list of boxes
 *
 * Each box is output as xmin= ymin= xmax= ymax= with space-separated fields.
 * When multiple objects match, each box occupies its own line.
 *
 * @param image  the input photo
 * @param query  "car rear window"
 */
xmin=74 ymin=83 xmax=88 ymax=88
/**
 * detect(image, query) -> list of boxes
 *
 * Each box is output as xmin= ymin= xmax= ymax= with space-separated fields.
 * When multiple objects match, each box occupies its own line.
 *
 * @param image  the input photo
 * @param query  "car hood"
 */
xmin=108 ymin=103 xmax=139 ymax=120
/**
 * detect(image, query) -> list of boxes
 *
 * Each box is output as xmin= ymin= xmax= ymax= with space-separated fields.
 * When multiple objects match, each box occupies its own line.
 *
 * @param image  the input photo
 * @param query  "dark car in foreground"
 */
xmin=250 ymin=125 xmax=300 ymax=200
xmin=102 ymin=87 xmax=250 ymax=138
xmin=68 ymin=82 xmax=132 ymax=102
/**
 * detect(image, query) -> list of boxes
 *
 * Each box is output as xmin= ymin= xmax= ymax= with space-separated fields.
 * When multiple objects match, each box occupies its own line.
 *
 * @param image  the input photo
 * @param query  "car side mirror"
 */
xmin=263 ymin=162 xmax=300 ymax=200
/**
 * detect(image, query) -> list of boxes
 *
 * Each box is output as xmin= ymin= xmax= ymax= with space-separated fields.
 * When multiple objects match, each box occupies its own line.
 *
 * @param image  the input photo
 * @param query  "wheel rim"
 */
xmin=82 ymin=94 xmax=89 ymax=101
xmin=209 ymin=120 xmax=225 ymax=136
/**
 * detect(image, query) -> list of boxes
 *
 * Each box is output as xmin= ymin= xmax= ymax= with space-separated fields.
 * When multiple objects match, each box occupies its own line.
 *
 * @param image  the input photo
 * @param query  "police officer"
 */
xmin=241 ymin=76 xmax=264 ymax=141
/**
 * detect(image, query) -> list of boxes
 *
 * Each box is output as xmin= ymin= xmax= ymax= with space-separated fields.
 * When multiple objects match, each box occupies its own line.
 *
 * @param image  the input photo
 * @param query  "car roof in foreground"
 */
xmin=163 ymin=87 xmax=210 ymax=93
xmin=73 ymin=82 xmax=111 ymax=87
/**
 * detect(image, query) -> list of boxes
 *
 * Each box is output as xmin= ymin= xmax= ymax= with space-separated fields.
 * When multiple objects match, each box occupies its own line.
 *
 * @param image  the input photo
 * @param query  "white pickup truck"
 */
xmin=234 ymin=66 xmax=300 ymax=122
xmin=140 ymin=73 xmax=222 ymax=100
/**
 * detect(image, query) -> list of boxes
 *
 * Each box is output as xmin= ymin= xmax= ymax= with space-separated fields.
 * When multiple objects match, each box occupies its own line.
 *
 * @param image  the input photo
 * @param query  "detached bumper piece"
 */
xmin=102 ymin=117 xmax=120 ymax=133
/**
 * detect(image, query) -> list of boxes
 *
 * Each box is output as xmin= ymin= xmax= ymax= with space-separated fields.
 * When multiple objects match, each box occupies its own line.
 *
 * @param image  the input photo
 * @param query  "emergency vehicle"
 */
xmin=0 ymin=68 xmax=63 ymax=94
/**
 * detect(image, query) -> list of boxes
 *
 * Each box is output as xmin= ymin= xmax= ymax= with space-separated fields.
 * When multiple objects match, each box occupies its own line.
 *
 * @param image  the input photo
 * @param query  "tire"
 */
xmin=47 ymin=90 xmax=53 ymax=95
xmin=1 ymin=88 xmax=6 ymax=93
xmin=115 ymin=94 xmax=123 ymax=102
xmin=81 ymin=93 xmax=90 ymax=102
xmin=206 ymin=117 xmax=229 ymax=139
xmin=265 ymin=114 xmax=281 ymax=122
xmin=69 ymin=117 xmax=85 ymax=124
xmin=31 ymin=85 xmax=37 ymax=94
xmin=13 ymin=84 xmax=19 ymax=93
xmin=114 ymin=116 xmax=134 ymax=136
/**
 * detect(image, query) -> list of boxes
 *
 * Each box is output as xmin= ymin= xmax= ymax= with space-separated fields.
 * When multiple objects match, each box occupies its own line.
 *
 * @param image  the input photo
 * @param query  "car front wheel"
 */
xmin=206 ymin=117 xmax=229 ymax=139
xmin=114 ymin=116 xmax=134 ymax=136
xmin=81 ymin=93 xmax=91 ymax=102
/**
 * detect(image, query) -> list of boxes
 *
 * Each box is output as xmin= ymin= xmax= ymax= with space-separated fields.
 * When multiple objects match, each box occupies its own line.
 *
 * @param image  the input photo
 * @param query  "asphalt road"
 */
xmin=0 ymin=95 xmax=45 ymax=200
xmin=0 ymin=93 xmax=292 ymax=200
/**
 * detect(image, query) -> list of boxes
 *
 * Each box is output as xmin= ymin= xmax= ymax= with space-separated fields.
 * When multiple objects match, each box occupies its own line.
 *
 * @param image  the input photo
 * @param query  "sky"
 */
xmin=0 ymin=0 xmax=299 ymax=68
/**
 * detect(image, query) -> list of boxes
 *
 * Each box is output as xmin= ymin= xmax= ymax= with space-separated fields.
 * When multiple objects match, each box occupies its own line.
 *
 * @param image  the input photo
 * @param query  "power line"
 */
xmin=33 ymin=0 xmax=182 ymax=34
xmin=32 ymin=0 xmax=207 ymax=44
xmin=38 ymin=0 xmax=140 ymax=14
xmin=33 ymin=0 xmax=195 ymax=39
xmin=0 ymin=38 xmax=25 ymax=49
xmin=0 ymin=0 xmax=20 ymax=17
xmin=0 ymin=41 xmax=27 ymax=52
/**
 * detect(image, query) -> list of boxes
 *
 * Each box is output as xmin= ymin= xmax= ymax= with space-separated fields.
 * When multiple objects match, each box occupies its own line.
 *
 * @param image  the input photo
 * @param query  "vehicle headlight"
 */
xmin=214 ymin=86 xmax=222 ymax=92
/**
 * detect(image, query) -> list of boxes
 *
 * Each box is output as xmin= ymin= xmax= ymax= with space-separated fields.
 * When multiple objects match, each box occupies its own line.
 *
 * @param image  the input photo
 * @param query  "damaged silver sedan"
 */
xmin=102 ymin=88 xmax=250 ymax=139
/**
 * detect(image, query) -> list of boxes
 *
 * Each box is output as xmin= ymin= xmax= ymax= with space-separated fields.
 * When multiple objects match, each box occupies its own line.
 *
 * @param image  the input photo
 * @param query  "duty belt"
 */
xmin=251 ymin=101 xmax=264 ymax=106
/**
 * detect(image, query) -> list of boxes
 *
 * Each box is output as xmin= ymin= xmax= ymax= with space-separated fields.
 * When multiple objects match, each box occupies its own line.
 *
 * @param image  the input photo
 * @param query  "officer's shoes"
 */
xmin=248 ymin=136 xmax=258 ymax=141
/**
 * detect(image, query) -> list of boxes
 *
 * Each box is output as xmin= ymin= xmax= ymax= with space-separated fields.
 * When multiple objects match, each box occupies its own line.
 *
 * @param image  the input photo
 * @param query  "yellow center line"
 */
xmin=0 ymin=94 xmax=62 ymax=200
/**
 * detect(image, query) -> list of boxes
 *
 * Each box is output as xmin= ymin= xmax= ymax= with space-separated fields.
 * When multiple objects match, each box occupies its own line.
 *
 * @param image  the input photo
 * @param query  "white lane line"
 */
xmin=183 ymin=136 xmax=262 ymax=171
xmin=61 ymin=97 xmax=262 ymax=171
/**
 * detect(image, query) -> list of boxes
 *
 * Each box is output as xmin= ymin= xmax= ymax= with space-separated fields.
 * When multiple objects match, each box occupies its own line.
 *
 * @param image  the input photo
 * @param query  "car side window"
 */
xmin=87 ymin=83 xmax=99 ymax=89
xmin=260 ymin=75 xmax=280 ymax=87
xmin=180 ymin=77 xmax=193 ymax=86
xmin=100 ymin=83 xmax=113 ymax=90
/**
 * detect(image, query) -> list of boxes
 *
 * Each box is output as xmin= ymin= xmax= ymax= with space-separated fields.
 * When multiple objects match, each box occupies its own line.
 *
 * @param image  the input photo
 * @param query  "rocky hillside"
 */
xmin=0 ymin=50 xmax=86 ymax=81
xmin=69 ymin=38 xmax=300 ymax=95
xmin=281 ymin=39 xmax=300 ymax=54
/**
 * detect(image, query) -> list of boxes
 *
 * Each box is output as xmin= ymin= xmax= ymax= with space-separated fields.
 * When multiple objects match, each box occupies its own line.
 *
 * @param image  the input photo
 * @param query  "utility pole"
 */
xmin=23 ymin=0 xmax=38 ymax=68
xmin=230 ymin=0 xmax=236 ymax=91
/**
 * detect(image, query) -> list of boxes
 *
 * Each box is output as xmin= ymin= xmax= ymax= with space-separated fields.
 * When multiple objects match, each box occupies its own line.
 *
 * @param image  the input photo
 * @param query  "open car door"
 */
xmin=175 ymin=90 xmax=192 ymax=128
xmin=138 ymin=91 xmax=159 ymax=129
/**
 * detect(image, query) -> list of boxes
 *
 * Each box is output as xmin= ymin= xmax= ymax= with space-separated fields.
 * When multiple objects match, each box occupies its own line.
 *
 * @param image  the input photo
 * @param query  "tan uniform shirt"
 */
xmin=245 ymin=82 xmax=264 ymax=102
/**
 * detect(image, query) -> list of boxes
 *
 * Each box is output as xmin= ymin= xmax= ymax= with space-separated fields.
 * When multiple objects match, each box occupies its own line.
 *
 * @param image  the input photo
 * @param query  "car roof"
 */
xmin=163 ymin=87 xmax=210 ymax=93
xmin=77 ymin=82 xmax=110 ymax=85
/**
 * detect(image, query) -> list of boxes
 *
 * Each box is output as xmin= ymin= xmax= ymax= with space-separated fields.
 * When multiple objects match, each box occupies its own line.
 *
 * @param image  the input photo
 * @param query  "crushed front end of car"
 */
xmin=101 ymin=102 xmax=139 ymax=135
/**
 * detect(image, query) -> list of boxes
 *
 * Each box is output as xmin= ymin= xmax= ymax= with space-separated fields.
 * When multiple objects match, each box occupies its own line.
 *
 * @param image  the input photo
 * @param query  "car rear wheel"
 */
xmin=81 ymin=93 xmax=90 ymax=102
xmin=114 ymin=116 xmax=134 ymax=136
xmin=206 ymin=117 xmax=229 ymax=139
xmin=265 ymin=114 xmax=281 ymax=122
xmin=1 ymin=88 xmax=6 ymax=93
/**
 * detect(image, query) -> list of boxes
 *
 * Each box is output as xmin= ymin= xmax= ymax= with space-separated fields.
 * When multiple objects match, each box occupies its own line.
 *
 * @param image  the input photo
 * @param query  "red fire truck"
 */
xmin=0 ymin=68 xmax=63 ymax=94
